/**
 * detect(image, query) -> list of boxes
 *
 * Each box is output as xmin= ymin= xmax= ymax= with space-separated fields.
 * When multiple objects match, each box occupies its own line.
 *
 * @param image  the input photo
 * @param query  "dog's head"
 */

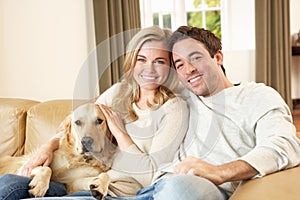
xmin=63 ymin=103 xmax=117 ymax=155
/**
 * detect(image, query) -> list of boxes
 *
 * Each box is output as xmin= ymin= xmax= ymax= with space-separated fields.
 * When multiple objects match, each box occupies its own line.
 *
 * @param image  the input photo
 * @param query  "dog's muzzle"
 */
xmin=81 ymin=136 xmax=94 ymax=153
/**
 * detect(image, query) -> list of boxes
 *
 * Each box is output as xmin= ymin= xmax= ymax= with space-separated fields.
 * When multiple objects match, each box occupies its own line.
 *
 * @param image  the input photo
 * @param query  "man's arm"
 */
xmin=174 ymin=156 xmax=258 ymax=185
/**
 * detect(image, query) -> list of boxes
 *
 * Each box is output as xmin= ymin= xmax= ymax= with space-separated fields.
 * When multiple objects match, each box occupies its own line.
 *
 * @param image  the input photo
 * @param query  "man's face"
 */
xmin=172 ymin=38 xmax=222 ymax=97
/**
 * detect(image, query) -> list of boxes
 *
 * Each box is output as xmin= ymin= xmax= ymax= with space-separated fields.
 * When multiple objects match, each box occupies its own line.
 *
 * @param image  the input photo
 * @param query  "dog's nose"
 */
xmin=81 ymin=137 xmax=94 ymax=152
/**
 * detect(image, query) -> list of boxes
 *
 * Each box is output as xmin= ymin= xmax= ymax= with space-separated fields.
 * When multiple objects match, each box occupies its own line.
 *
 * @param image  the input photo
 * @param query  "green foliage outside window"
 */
xmin=187 ymin=12 xmax=202 ymax=28
xmin=153 ymin=13 xmax=172 ymax=29
xmin=206 ymin=11 xmax=221 ymax=38
xmin=187 ymin=0 xmax=221 ymax=39
xmin=163 ymin=14 xmax=172 ymax=29
xmin=153 ymin=13 xmax=159 ymax=26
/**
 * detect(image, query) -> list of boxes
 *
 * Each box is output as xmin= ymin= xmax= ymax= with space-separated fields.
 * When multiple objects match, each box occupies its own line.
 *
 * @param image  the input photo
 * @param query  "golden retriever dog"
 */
xmin=0 ymin=103 xmax=117 ymax=200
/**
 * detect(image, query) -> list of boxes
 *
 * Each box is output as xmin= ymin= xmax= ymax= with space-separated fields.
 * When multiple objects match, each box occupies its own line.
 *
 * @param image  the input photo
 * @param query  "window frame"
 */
xmin=140 ymin=0 xmax=222 ymax=31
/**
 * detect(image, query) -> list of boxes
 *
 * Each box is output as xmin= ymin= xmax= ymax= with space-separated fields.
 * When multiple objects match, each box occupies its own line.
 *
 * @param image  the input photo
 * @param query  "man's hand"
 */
xmin=174 ymin=156 xmax=258 ymax=185
xmin=174 ymin=156 xmax=225 ymax=185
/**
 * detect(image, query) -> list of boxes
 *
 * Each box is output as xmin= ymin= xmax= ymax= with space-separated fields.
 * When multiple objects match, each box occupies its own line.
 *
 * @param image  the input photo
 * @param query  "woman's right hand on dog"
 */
xmin=21 ymin=138 xmax=59 ymax=177
xmin=98 ymin=104 xmax=134 ymax=150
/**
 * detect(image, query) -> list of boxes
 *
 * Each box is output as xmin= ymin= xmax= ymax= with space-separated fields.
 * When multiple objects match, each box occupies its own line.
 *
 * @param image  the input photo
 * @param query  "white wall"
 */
xmin=221 ymin=0 xmax=255 ymax=84
xmin=224 ymin=0 xmax=300 ymax=99
xmin=0 ymin=0 xmax=97 ymax=101
xmin=220 ymin=0 xmax=300 ymax=99
xmin=290 ymin=0 xmax=300 ymax=99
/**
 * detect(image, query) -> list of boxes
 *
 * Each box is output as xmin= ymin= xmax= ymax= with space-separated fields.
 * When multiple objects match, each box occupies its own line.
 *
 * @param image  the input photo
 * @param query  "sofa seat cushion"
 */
xmin=229 ymin=165 xmax=300 ymax=200
xmin=0 ymin=98 xmax=39 ymax=156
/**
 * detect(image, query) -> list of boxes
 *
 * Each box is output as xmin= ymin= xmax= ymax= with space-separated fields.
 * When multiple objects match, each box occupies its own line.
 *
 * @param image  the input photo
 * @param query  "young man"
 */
xmin=121 ymin=26 xmax=300 ymax=200
xmin=155 ymin=26 xmax=300 ymax=199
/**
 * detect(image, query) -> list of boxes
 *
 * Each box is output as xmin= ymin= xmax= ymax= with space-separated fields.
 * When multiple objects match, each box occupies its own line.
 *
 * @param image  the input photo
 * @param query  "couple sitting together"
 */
xmin=0 ymin=25 xmax=299 ymax=200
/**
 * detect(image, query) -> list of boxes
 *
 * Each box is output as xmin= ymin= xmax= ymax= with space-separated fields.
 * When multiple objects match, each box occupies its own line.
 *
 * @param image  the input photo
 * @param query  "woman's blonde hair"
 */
xmin=111 ymin=26 xmax=183 ymax=122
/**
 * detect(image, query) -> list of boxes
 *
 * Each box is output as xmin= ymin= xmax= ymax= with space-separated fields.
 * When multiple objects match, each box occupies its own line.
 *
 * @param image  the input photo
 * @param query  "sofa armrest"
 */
xmin=230 ymin=165 xmax=300 ymax=200
xmin=0 ymin=98 xmax=39 ymax=156
xmin=24 ymin=100 xmax=86 ymax=153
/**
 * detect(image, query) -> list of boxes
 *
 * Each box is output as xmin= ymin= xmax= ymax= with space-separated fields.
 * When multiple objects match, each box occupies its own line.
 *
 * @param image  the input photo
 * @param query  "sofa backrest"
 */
xmin=0 ymin=98 xmax=39 ymax=156
xmin=25 ymin=100 xmax=86 ymax=154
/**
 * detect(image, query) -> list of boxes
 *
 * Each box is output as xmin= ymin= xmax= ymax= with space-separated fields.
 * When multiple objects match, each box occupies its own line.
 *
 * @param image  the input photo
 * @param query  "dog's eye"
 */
xmin=75 ymin=120 xmax=82 ymax=126
xmin=95 ymin=119 xmax=103 ymax=125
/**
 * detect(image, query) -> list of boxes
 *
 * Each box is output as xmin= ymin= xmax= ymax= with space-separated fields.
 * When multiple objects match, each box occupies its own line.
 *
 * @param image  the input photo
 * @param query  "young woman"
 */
xmin=0 ymin=26 xmax=189 ymax=199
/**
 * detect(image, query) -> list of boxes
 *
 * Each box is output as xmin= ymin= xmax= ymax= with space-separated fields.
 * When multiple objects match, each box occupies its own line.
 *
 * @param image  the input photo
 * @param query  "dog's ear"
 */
xmin=62 ymin=114 xmax=72 ymax=134
xmin=61 ymin=114 xmax=76 ymax=145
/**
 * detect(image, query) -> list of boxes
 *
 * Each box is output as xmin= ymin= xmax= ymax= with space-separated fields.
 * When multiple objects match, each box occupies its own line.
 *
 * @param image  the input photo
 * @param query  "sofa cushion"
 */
xmin=25 ymin=100 xmax=85 ymax=153
xmin=229 ymin=165 xmax=300 ymax=200
xmin=0 ymin=98 xmax=39 ymax=156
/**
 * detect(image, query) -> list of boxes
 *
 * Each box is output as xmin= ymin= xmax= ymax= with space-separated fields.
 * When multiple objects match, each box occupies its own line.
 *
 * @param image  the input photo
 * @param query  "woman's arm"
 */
xmin=21 ymin=134 xmax=60 ymax=177
xmin=105 ymin=97 xmax=189 ymax=186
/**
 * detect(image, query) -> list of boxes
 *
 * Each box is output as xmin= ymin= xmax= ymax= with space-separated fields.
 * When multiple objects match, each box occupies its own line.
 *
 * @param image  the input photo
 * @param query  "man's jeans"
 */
xmin=0 ymin=174 xmax=228 ymax=200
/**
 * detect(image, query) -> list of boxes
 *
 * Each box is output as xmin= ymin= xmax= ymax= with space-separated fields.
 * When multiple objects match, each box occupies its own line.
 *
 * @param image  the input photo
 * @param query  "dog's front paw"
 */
xmin=28 ymin=166 xmax=51 ymax=197
xmin=28 ymin=178 xmax=49 ymax=197
xmin=89 ymin=173 xmax=110 ymax=200
xmin=90 ymin=184 xmax=104 ymax=200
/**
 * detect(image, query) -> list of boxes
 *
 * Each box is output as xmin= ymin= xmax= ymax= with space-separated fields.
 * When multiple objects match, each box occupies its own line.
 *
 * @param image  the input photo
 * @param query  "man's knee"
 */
xmin=154 ymin=175 xmax=226 ymax=200
xmin=158 ymin=175 xmax=212 ymax=194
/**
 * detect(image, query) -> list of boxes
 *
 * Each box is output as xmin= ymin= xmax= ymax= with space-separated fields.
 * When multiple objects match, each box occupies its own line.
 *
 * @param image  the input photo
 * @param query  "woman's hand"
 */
xmin=98 ymin=104 xmax=133 ymax=150
xmin=21 ymin=138 xmax=59 ymax=177
xmin=98 ymin=104 xmax=126 ymax=136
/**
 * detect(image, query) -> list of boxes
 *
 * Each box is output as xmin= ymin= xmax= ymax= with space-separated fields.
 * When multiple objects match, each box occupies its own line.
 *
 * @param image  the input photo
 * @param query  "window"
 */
xmin=139 ymin=0 xmax=222 ymax=38
xmin=186 ymin=0 xmax=221 ymax=38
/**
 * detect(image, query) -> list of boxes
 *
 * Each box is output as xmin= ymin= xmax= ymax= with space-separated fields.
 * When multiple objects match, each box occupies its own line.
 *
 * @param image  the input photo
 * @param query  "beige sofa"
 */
xmin=0 ymin=98 xmax=85 ymax=156
xmin=0 ymin=98 xmax=300 ymax=199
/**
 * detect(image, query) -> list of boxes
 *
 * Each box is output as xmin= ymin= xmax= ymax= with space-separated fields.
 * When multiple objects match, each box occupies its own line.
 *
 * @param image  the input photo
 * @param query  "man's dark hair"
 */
xmin=169 ymin=26 xmax=226 ymax=75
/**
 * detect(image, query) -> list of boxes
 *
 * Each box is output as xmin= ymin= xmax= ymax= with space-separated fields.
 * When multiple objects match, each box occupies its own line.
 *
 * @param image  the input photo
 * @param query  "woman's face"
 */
xmin=133 ymin=40 xmax=170 ymax=92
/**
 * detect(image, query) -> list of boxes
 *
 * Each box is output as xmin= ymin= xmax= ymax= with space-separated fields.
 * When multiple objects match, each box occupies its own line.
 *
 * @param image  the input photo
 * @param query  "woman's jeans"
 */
xmin=0 ymin=174 xmax=229 ymax=200
xmin=0 ymin=174 xmax=66 ymax=199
